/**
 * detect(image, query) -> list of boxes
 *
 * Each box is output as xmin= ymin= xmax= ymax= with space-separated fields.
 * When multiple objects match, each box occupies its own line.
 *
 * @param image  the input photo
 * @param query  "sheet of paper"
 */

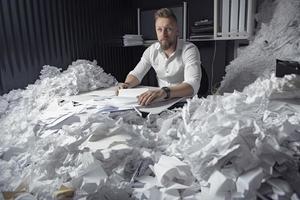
xmin=60 ymin=86 xmax=184 ymax=114
xmin=108 ymin=96 xmax=139 ymax=107
xmin=139 ymin=97 xmax=184 ymax=114
xmin=118 ymin=88 xmax=150 ymax=98
xmin=236 ymin=167 xmax=264 ymax=195
xmin=152 ymin=155 xmax=194 ymax=188
xmin=64 ymin=88 xmax=116 ymax=103
xmin=70 ymin=155 xmax=107 ymax=194
xmin=207 ymin=170 xmax=235 ymax=197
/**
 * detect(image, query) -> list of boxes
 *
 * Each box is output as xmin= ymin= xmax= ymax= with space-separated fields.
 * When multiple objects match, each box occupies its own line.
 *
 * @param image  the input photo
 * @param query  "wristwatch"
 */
xmin=161 ymin=87 xmax=170 ymax=99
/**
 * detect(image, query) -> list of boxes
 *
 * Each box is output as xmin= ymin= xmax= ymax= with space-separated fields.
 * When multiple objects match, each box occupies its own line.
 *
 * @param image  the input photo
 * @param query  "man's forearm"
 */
xmin=124 ymin=74 xmax=140 ymax=88
xmin=137 ymin=83 xmax=194 ymax=106
xmin=168 ymin=83 xmax=194 ymax=98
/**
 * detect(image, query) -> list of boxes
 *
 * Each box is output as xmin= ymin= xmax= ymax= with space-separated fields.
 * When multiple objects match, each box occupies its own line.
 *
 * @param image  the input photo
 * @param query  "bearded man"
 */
xmin=118 ymin=8 xmax=202 ymax=106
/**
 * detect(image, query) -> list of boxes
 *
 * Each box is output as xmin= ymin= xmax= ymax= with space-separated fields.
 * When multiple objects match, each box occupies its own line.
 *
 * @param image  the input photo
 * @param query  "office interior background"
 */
xmin=0 ymin=0 xmax=239 ymax=95
xmin=1 ymin=0 xmax=300 ymax=199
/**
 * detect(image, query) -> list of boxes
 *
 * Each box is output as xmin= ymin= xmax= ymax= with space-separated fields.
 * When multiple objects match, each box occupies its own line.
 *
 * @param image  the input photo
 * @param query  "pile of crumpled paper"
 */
xmin=150 ymin=73 xmax=300 ymax=200
xmin=1 ymin=58 xmax=300 ymax=200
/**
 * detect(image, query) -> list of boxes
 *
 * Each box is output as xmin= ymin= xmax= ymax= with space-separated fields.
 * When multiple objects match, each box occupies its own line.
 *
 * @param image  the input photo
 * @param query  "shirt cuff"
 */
xmin=128 ymin=71 xmax=143 ymax=83
xmin=183 ymin=79 xmax=201 ymax=96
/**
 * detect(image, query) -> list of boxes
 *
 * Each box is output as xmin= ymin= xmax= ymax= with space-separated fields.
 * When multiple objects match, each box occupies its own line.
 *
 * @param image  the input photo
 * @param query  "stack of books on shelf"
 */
xmin=123 ymin=34 xmax=143 ymax=46
xmin=189 ymin=19 xmax=214 ymax=40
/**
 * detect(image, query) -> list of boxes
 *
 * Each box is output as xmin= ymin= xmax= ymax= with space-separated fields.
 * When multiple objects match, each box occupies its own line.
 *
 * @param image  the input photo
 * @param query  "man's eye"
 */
xmin=166 ymin=28 xmax=172 ymax=32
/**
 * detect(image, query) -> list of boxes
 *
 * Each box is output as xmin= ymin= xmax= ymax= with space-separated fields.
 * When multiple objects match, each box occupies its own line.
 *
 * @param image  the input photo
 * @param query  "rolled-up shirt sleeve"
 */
xmin=182 ymin=44 xmax=202 ymax=95
xmin=129 ymin=46 xmax=152 ymax=83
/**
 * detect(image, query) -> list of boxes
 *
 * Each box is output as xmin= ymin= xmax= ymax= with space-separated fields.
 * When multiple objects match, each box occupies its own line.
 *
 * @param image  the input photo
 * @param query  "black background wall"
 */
xmin=0 ymin=0 xmax=233 ymax=95
xmin=0 ymin=0 xmax=142 ymax=94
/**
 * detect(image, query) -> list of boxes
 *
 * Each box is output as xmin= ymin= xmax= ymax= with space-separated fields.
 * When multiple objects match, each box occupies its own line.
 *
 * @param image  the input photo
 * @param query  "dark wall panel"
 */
xmin=0 ymin=0 xmax=141 ymax=94
xmin=194 ymin=41 xmax=228 ymax=93
xmin=0 ymin=0 xmax=234 ymax=95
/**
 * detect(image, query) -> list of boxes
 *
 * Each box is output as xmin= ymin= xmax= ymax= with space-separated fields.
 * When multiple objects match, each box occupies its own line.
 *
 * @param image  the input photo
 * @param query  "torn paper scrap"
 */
xmin=152 ymin=155 xmax=194 ymax=187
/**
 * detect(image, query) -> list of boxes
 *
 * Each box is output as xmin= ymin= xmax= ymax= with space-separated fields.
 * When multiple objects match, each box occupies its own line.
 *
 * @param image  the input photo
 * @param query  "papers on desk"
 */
xmin=139 ymin=97 xmax=184 ymax=114
xmin=109 ymin=96 xmax=139 ymax=107
xmin=63 ymin=89 xmax=116 ymax=104
xmin=118 ymin=88 xmax=149 ymax=98
xmin=63 ymin=87 xmax=185 ymax=114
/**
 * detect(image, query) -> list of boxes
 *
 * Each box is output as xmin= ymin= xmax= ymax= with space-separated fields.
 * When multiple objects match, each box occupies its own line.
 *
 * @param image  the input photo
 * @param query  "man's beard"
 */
xmin=159 ymin=39 xmax=174 ymax=50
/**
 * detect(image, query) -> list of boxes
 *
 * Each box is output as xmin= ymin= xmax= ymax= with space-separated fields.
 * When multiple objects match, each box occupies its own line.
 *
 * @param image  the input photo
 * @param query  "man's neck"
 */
xmin=164 ymin=46 xmax=176 ymax=58
xmin=164 ymin=43 xmax=177 ymax=58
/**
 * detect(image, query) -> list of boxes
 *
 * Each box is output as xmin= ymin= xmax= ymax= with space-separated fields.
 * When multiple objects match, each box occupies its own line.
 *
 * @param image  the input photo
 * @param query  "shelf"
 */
xmin=188 ymin=38 xmax=215 ymax=42
xmin=188 ymin=36 xmax=250 ymax=42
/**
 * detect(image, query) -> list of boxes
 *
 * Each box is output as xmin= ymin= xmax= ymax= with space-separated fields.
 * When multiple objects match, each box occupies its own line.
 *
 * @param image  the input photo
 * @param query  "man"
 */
xmin=119 ymin=8 xmax=202 ymax=106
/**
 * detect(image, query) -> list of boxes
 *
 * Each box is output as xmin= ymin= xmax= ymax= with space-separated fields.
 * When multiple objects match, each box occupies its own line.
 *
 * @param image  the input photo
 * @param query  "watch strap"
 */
xmin=161 ymin=87 xmax=170 ymax=99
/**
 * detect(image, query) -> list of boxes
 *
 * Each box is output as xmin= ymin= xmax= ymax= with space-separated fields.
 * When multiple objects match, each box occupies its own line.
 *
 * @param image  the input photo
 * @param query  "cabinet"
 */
xmin=133 ymin=0 xmax=256 ymax=44
xmin=213 ymin=0 xmax=256 ymax=40
xmin=188 ymin=0 xmax=256 ymax=41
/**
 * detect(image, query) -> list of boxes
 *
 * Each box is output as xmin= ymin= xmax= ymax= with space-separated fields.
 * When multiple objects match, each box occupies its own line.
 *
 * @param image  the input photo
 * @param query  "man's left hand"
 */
xmin=137 ymin=89 xmax=167 ymax=106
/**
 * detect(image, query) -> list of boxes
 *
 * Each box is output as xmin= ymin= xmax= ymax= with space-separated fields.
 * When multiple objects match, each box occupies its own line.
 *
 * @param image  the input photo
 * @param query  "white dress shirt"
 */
xmin=129 ymin=39 xmax=202 ymax=95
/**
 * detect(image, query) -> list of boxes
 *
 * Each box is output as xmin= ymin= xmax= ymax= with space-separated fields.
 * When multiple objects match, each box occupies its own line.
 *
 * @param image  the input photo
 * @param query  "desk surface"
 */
xmin=64 ymin=86 xmax=185 ymax=114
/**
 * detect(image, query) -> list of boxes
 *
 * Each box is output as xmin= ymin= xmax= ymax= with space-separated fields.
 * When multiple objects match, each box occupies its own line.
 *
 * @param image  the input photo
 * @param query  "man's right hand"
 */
xmin=116 ymin=82 xmax=131 ymax=96
xmin=118 ymin=82 xmax=130 ymax=90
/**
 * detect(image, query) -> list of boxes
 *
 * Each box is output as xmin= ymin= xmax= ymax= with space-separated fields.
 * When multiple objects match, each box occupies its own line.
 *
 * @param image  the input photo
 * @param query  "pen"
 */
xmin=132 ymin=105 xmax=142 ymax=117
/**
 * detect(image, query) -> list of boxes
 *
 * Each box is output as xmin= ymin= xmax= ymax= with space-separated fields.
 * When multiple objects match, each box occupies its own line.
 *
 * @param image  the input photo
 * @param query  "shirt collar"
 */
xmin=156 ymin=38 xmax=183 ymax=53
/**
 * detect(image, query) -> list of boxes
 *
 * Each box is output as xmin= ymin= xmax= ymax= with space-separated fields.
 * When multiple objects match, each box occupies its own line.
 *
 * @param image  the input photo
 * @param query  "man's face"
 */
xmin=155 ymin=17 xmax=178 ymax=50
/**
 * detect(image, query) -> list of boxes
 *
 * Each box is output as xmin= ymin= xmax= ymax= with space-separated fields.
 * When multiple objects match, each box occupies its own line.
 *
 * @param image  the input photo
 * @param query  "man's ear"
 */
xmin=175 ymin=24 xmax=179 ymax=36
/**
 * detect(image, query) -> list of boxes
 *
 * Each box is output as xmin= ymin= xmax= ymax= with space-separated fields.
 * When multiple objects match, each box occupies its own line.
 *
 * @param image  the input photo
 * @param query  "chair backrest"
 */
xmin=141 ymin=67 xmax=158 ymax=87
xmin=276 ymin=59 xmax=300 ymax=77
xmin=198 ymin=64 xmax=209 ymax=97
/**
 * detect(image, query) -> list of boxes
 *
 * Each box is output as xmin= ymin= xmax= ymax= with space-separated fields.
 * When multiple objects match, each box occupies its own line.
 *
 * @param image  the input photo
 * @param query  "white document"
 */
xmin=116 ymin=87 xmax=184 ymax=114
xmin=108 ymin=96 xmax=139 ymax=107
xmin=61 ymin=86 xmax=184 ymax=114
xmin=64 ymin=87 xmax=116 ymax=104
xmin=139 ymin=97 xmax=184 ymax=114
xmin=118 ymin=88 xmax=150 ymax=98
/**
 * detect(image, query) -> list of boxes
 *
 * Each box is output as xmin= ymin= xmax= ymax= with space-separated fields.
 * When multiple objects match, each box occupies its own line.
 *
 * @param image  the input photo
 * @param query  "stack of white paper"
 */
xmin=118 ymin=88 xmax=149 ymax=98
xmin=123 ymin=34 xmax=143 ymax=46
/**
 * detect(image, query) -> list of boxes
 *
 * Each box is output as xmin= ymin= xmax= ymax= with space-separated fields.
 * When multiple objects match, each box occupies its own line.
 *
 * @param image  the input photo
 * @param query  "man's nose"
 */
xmin=162 ymin=29 xmax=168 ymax=36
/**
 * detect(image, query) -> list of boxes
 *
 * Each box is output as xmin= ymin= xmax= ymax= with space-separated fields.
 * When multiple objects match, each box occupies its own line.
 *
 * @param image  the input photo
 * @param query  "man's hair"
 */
xmin=154 ymin=8 xmax=177 ymax=23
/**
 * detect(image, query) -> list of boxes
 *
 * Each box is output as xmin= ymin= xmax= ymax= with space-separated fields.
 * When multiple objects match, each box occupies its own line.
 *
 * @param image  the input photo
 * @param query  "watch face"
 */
xmin=162 ymin=87 xmax=170 ymax=99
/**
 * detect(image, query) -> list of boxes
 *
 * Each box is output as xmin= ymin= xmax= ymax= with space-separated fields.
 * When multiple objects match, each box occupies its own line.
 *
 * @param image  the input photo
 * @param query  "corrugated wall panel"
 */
xmin=0 ymin=0 xmax=143 ymax=94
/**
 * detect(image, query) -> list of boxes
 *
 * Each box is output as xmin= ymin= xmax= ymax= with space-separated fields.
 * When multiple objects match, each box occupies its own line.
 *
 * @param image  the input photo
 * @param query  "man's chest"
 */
xmin=151 ymin=54 xmax=184 ymax=76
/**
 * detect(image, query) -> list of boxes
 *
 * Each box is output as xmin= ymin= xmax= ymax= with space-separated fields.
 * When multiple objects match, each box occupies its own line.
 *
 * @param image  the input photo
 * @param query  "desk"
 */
xmin=63 ymin=86 xmax=185 ymax=115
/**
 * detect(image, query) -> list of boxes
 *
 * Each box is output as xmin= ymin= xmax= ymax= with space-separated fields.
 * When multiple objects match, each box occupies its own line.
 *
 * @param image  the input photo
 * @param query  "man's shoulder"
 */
xmin=143 ymin=42 xmax=160 ymax=56
xmin=180 ymin=41 xmax=199 ymax=55
xmin=148 ymin=42 xmax=160 ymax=51
xmin=182 ymin=41 xmax=197 ymax=48
xmin=176 ymin=39 xmax=196 ymax=50
xmin=141 ymin=42 xmax=160 ymax=59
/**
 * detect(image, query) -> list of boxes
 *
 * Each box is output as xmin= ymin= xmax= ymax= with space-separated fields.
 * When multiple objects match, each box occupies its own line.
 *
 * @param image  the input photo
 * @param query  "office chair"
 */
xmin=276 ymin=59 xmax=300 ymax=77
xmin=198 ymin=64 xmax=209 ymax=97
